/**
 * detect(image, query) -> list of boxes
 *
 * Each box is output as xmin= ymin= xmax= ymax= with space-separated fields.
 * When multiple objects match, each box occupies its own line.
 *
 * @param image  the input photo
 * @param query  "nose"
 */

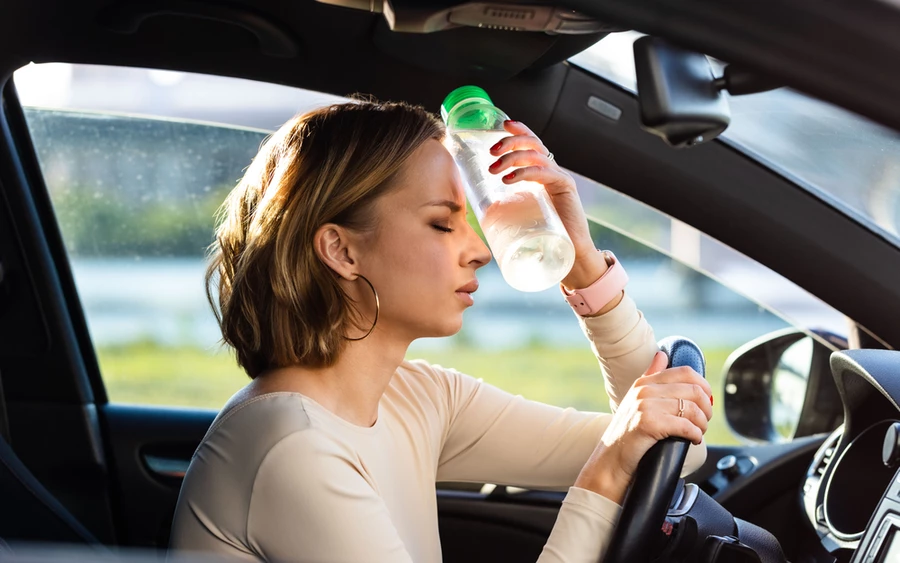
xmin=464 ymin=223 xmax=492 ymax=268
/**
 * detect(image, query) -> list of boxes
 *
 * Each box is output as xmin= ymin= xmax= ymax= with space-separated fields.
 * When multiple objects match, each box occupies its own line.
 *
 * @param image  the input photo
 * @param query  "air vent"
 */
xmin=803 ymin=429 xmax=842 ymax=493
xmin=481 ymin=24 xmax=523 ymax=31
xmin=802 ymin=427 xmax=843 ymax=527
xmin=484 ymin=7 xmax=534 ymax=21
xmin=448 ymin=3 xmax=616 ymax=35
xmin=817 ymin=446 xmax=836 ymax=475
xmin=811 ymin=430 xmax=842 ymax=478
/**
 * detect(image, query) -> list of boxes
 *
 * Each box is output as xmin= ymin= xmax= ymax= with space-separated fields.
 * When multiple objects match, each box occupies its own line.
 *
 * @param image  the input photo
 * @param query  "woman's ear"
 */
xmin=314 ymin=223 xmax=357 ymax=281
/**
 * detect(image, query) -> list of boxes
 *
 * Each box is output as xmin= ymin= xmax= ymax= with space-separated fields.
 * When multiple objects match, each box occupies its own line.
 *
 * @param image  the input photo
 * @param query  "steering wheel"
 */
xmin=603 ymin=336 xmax=707 ymax=562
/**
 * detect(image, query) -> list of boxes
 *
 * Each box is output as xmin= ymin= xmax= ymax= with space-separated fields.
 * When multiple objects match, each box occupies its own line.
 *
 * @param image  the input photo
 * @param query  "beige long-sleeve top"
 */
xmin=169 ymin=294 xmax=706 ymax=562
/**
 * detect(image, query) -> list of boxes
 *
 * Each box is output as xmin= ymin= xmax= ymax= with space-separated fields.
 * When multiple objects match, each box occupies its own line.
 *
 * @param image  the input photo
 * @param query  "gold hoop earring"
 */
xmin=345 ymin=274 xmax=379 ymax=341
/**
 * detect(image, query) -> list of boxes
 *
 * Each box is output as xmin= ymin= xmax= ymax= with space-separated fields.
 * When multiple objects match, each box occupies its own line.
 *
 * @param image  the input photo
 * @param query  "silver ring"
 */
xmin=546 ymin=151 xmax=554 ymax=161
xmin=677 ymin=398 xmax=685 ymax=418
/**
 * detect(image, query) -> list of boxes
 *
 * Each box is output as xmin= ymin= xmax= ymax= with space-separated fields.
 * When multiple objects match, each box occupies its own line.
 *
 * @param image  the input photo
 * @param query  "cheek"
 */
xmin=389 ymin=238 xmax=451 ymax=279
xmin=370 ymin=228 xmax=454 ymax=290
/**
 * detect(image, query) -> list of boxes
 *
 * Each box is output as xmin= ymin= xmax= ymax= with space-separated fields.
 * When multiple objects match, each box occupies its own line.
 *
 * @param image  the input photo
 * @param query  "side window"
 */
xmin=14 ymin=63 xmax=345 ymax=409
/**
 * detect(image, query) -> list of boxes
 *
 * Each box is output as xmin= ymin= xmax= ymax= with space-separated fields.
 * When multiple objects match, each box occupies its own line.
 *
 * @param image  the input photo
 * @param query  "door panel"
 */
xmin=101 ymin=404 xmax=216 ymax=548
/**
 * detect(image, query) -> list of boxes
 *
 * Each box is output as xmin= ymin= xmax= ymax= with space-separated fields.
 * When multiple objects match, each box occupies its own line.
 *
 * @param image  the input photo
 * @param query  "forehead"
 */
xmin=387 ymin=139 xmax=465 ymax=209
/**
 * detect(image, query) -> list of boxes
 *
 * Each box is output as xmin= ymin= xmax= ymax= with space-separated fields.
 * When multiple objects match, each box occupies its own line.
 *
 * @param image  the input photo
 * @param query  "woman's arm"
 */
xmin=485 ymin=122 xmax=655 ymax=411
xmin=433 ymin=292 xmax=706 ymax=489
xmin=575 ymin=291 xmax=659 ymax=412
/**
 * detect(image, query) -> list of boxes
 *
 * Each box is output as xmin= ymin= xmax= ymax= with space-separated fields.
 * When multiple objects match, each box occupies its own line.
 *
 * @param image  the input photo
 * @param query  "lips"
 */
xmin=456 ymin=280 xmax=479 ymax=294
xmin=455 ymin=280 xmax=478 ymax=306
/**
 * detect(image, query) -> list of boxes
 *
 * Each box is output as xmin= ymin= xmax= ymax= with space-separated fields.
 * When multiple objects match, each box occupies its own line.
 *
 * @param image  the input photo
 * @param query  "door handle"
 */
xmin=143 ymin=454 xmax=190 ymax=479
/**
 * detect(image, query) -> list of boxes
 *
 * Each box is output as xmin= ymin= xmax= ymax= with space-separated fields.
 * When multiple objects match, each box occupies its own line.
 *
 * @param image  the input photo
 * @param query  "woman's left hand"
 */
xmin=488 ymin=120 xmax=611 ymax=293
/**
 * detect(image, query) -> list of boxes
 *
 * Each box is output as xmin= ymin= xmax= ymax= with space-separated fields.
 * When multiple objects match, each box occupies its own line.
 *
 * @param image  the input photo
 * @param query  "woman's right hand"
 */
xmin=575 ymin=351 xmax=713 ymax=504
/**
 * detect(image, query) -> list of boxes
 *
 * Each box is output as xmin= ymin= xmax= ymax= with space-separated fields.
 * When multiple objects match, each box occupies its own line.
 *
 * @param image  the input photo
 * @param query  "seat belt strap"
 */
xmin=0 ymin=369 xmax=10 ymax=444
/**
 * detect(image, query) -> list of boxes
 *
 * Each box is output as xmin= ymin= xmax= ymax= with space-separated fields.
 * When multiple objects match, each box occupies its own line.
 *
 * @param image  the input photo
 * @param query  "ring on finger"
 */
xmin=546 ymin=150 xmax=554 ymax=162
xmin=677 ymin=398 xmax=685 ymax=418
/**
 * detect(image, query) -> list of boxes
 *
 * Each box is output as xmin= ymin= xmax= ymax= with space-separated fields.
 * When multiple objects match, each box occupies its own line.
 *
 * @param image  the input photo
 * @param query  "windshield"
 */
xmin=570 ymin=32 xmax=900 ymax=242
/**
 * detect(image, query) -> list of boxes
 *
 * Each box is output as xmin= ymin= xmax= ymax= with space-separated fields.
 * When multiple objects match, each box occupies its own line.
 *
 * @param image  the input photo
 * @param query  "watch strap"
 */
xmin=561 ymin=251 xmax=628 ymax=316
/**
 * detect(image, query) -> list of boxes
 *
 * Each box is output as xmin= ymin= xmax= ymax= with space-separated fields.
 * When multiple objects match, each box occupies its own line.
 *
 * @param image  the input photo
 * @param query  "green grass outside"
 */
xmin=99 ymin=343 xmax=739 ymax=445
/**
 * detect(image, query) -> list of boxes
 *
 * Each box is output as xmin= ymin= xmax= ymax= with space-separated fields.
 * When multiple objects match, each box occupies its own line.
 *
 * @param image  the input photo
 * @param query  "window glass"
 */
xmin=14 ymin=63 xmax=341 ymax=409
xmin=16 ymin=63 xmax=848 ymax=447
xmin=570 ymin=31 xmax=900 ymax=242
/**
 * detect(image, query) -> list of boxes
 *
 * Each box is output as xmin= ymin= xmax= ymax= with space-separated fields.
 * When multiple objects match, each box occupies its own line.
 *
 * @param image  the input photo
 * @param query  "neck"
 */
xmin=253 ymin=328 xmax=410 ymax=428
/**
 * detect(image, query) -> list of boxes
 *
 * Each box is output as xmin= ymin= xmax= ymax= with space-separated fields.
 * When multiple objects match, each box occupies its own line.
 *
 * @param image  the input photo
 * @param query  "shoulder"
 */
xmin=394 ymin=358 xmax=487 ymax=416
xmin=174 ymin=394 xmax=347 ymax=547
xmin=395 ymin=358 xmax=482 ymax=398
xmin=190 ymin=393 xmax=359 ymax=485
xmin=185 ymin=395 xmax=364 ymax=502
xmin=206 ymin=392 xmax=315 ymax=447
xmin=254 ymin=426 xmax=360 ymax=485
xmin=397 ymin=358 xmax=473 ymax=387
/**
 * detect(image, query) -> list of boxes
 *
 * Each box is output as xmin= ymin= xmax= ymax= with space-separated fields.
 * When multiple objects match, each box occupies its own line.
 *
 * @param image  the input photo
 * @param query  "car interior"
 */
xmin=3 ymin=1 xmax=900 ymax=562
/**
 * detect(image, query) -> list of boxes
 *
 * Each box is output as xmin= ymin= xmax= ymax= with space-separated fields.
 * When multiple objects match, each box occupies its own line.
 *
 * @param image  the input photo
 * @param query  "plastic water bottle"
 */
xmin=441 ymin=86 xmax=575 ymax=292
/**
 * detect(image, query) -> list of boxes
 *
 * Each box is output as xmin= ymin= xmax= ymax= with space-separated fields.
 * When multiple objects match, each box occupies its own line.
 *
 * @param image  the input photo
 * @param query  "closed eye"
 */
xmin=432 ymin=224 xmax=454 ymax=233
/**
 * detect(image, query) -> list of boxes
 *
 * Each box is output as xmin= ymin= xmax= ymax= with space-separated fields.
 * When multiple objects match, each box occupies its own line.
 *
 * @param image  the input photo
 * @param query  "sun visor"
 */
xmin=379 ymin=22 xmax=605 ymax=78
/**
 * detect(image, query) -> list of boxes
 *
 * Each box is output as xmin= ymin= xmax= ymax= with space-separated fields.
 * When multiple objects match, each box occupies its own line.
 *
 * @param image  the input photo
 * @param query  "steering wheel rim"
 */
xmin=602 ymin=336 xmax=707 ymax=562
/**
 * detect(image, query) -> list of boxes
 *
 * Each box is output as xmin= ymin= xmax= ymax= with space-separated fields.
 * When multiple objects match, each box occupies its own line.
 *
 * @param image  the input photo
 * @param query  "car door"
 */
xmin=0 ymin=60 xmax=872 ymax=563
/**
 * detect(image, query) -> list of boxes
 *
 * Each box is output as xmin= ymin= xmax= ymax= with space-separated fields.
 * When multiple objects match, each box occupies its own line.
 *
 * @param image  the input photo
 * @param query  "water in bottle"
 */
xmin=442 ymin=86 xmax=575 ymax=292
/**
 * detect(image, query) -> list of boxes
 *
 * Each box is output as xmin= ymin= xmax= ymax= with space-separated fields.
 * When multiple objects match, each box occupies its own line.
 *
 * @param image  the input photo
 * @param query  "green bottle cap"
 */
xmin=441 ymin=85 xmax=494 ymax=126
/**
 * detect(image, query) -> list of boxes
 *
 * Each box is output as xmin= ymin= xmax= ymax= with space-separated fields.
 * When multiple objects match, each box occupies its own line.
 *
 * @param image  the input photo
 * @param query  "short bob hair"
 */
xmin=206 ymin=99 xmax=445 ymax=378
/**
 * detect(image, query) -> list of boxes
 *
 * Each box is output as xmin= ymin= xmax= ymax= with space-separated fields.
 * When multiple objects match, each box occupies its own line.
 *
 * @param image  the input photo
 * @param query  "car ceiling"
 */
xmin=0 ymin=1 xmax=592 ymax=132
xmin=2 ymin=0 xmax=900 ymax=131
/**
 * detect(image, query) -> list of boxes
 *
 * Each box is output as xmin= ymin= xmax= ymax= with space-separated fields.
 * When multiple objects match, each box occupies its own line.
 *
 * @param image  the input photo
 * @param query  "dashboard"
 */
xmin=800 ymin=350 xmax=900 ymax=563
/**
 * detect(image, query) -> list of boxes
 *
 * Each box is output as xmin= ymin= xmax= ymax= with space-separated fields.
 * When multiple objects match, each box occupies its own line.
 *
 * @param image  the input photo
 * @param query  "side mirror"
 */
xmin=723 ymin=328 xmax=846 ymax=443
xmin=633 ymin=36 xmax=730 ymax=148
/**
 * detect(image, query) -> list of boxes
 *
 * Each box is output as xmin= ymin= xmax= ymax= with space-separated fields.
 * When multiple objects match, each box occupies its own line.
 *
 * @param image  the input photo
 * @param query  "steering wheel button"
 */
xmin=816 ymin=504 xmax=826 ymax=525
xmin=661 ymin=520 xmax=674 ymax=536
xmin=883 ymin=422 xmax=900 ymax=468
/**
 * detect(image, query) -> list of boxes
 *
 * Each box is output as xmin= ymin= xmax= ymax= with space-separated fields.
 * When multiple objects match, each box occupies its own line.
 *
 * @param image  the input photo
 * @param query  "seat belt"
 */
xmin=0 ymin=259 xmax=10 ymax=444
xmin=0 ymin=370 xmax=9 ymax=444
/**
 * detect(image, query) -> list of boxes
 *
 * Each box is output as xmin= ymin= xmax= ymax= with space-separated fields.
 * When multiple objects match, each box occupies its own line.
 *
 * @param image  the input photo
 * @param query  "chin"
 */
xmin=427 ymin=316 xmax=465 ymax=338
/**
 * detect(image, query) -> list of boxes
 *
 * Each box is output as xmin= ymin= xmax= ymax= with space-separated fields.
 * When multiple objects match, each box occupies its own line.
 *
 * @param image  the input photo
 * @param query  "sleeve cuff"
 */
xmin=682 ymin=439 xmax=708 ymax=477
xmin=576 ymin=293 xmax=646 ymax=355
xmin=538 ymin=487 xmax=623 ymax=562
xmin=563 ymin=486 xmax=623 ymax=522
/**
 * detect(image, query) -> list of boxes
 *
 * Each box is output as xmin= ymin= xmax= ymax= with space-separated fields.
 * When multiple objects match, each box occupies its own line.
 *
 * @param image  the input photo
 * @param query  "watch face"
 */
xmin=600 ymin=250 xmax=617 ymax=267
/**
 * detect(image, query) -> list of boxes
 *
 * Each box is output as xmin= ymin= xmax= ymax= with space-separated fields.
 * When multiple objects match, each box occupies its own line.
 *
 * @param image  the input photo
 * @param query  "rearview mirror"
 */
xmin=722 ymin=328 xmax=845 ymax=443
xmin=633 ymin=36 xmax=730 ymax=148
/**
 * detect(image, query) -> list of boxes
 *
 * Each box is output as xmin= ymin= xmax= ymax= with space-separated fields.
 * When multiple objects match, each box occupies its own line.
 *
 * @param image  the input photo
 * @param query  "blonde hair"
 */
xmin=207 ymin=99 xmax=444 ymax=377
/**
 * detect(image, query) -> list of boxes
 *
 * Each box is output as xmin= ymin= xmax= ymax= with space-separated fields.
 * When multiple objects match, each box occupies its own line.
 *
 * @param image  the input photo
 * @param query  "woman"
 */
xmin=169 ymin=99 xmax=712 ymax=562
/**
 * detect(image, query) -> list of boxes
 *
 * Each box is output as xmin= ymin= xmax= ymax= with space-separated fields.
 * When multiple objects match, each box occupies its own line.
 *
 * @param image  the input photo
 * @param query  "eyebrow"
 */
xmin=422 ymin=199 xmax=463 ymax=213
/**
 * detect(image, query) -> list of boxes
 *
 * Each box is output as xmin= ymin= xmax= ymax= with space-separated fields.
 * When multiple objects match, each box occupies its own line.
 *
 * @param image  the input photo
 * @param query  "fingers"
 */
xmin=643 ymin=351 xmax=668 ymax=376
xmin=633 ymin=382 xmax=713 ymax=421
xmin=489 ymin=131 xmax=550 ymax=159
xmin=498 ymin=166 xmax=572 ymax=193
xmin=678 ymin=386 xmax=713 ymax=421
xmin=635 ymin=400 xmax=707 ymax=445
xmin=488 ymin=149 xmax=552 ymax=175
xmin=669 ymin=384 xmax=713 ymax=421
xmin=665 ymin=414 xmax=705 ymax=445
xmin=674 ymin=398 xmax=710 ymax=435
xmin=637 ymin=365 xmax=713 ymax=398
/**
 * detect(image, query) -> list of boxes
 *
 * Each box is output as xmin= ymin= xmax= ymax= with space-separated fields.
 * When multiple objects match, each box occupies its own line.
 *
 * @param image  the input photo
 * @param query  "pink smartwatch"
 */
xmin=560 ymin=250 xmax=628 ymax=316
